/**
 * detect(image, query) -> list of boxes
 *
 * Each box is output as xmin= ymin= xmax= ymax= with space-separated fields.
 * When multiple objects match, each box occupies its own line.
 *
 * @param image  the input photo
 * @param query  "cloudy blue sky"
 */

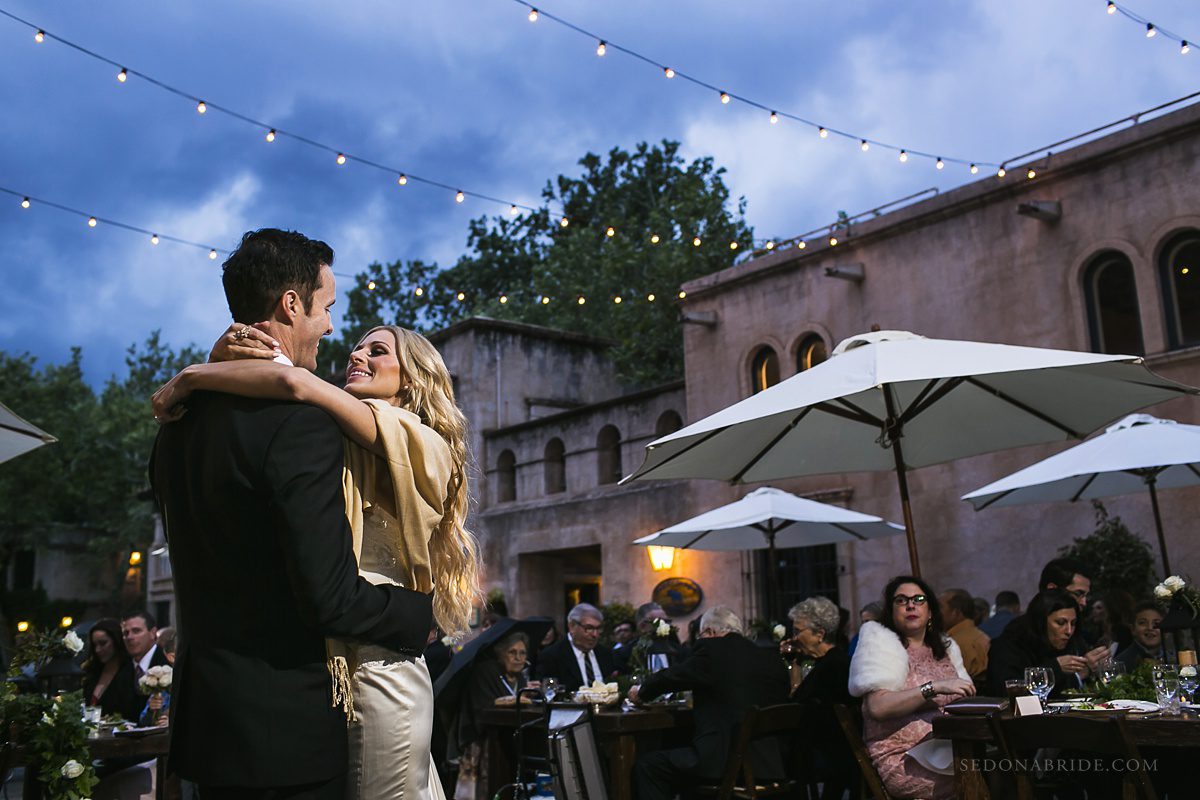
xmin=2 ymin=0 xmax=1198 ymax=383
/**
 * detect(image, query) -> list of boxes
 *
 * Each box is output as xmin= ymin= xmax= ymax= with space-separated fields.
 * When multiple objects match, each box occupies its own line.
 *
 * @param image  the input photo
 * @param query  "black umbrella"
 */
xmin=433 ymin=616 xmax=553 ymax=710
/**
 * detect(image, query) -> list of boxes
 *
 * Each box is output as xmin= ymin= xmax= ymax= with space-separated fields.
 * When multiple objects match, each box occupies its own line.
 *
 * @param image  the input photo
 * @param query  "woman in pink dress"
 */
xmin=848 ymin=576 xmax=975 ymax=800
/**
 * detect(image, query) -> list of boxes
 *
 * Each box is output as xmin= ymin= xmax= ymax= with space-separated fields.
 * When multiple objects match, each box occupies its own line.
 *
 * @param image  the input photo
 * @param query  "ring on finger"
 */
xmin=233 ymin=326 xmax=252 ymax=341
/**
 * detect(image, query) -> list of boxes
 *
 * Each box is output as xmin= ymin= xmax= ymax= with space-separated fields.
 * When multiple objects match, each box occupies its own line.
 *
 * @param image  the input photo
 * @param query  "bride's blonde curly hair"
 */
xmin=368 ymin=325 xmax=483 ymax=635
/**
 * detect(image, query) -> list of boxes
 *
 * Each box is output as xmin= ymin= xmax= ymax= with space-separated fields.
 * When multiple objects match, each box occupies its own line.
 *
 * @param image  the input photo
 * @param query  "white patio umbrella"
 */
xmin=963 ymin=414 xmax=1200 ymax=575
xmin=0 ymin=401 xmax=56 ymax=465
xmin=625 ymin=331 xmax=1196 ymax=576
xmin=634 ymin=486 xmax=903 ymax=617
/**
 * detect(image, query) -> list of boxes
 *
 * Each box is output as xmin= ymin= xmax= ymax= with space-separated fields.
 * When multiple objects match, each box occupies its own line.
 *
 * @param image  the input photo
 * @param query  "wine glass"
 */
xmin=1098 ymin=658 xmax=1126 ymax=686
xmin=541 ymin=677 xmax=561 ymax=703
xmin=1153 ymin=664 xmax=1180 ymax=714
xmin=1025 ymin=666 xmax=1054 ymax=709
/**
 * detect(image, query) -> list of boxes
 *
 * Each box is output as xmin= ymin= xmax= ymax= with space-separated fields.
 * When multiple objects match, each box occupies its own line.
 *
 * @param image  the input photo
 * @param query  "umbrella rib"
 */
xmin=730 ymin=407 xmax=815 ymax=483
xmin=1187 ymin=464 xmax=1200 ymax=481
xmin=974 ymin=488 xmax=1016 ymax=511
xmin=830 ymin=523 xmax=869 ymax=541
xmin=900 ymin=377 xmax=967 ymax=424
xmin=680 ymin=531 xmax=712 ymax=549
xmin=638 ymin=428 xmax=725 ymax=478
xmin=0 ymin=421 xmax=54 ymax=441
xmin=825 ymin=399 xmax=883 ymax=426
xmin=963 ymin=377 xmax=1085 ymax=438
xmin=1069 ymin=473 xmax=1099 ymax=502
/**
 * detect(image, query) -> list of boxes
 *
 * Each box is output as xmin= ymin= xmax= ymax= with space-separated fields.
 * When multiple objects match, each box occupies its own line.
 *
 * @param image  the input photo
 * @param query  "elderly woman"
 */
xmin=455 ymin=631 xmax=536 ymax=800
xmin=987 ymin=589 xmax=1089 ymax=698
xmin=849 ymin=576 xmax=974 ymax=800
xmin=786 ymin=597 xmax=855 ymax=800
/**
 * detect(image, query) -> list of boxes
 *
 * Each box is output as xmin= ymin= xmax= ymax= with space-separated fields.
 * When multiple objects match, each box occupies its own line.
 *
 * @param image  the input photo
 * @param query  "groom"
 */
xmin=150 ymin=229 xmax=433 ymax=800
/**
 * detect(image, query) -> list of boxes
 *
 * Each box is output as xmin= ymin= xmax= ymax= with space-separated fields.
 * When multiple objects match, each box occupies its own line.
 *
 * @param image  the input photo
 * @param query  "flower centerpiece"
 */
xmin=1 ymin=627 xmax=99 ymax=799
xmin=138 ymin=665 xmax=173 ymax=726
xmin=629 ymin=619 xmax=679 ymax=680
xmin=1154 ymin=574 xmax=1200 ymax=652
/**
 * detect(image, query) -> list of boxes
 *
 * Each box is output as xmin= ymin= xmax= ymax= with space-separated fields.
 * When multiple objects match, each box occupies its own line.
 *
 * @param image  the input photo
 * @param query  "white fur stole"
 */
xmin=848 ymin=621 xmax=969 ymax=697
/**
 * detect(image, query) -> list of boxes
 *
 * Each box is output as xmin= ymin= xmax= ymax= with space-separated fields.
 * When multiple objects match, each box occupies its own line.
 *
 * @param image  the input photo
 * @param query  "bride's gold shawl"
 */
xmin=328 ymin=399 xmax=452 ymax=720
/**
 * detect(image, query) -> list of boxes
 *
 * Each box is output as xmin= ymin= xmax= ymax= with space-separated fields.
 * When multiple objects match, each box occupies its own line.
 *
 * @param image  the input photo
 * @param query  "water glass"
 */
xmin=1153 ymin=664 xmax=1181 ymax=714
xmin=1025 ymin=666 xmax=1054 ymax=709
xmin=1098 ymin=658 xmax=1126 ymax=686
xmin=541 ymin=677 xmax=561 ymax=703
xmin=1178 ymin=667 xmax=1198 ymax=705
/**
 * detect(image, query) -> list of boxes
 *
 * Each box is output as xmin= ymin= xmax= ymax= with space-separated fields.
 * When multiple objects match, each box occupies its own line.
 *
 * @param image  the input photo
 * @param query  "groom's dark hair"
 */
xmin=222 ymin=228 xmax=334 ymax=323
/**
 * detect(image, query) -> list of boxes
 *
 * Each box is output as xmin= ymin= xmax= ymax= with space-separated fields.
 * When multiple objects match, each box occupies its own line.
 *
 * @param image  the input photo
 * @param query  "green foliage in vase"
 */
xmin=1091 ymin=661 xmax=1159 ymax=703
xmin=1057 ymin=501 xmax=1158 ymax=597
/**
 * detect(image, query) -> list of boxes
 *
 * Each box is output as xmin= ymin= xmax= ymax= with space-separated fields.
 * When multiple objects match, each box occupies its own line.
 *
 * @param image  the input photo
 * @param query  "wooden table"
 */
xmin=12 ymin=730 xmax=175 ymax=800
xmin=932 ymin=711 xmax=1200 ymax=800
xmin=479 ymin=704 xmax=692 ymax=800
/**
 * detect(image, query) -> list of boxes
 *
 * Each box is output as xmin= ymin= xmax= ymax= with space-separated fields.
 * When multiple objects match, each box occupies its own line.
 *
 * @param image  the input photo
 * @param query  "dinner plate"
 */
xmin=113 ymin=725 xmax=169 ymax=737
xmin=1073 ymin=699 xmax=1160 ymax=713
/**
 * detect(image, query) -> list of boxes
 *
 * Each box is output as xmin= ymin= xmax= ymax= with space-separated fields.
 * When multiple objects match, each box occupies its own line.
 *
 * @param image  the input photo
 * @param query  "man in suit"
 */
xmin=534 ymin=603 xmax=615 ymax=692
xmin=150 ymin=228 xmax=435 ymax=800
xmin=122 ymin=610 xmax=171 ymax=678
xmin=629 ymin=606 xmax=789 ymax=800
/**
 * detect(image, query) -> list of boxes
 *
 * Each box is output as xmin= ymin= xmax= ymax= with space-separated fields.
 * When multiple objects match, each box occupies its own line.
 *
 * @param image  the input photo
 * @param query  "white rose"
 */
xmin=62 ymin=631 xmax=84 ymax=654
xmin=441 ymin=635 xmax=454 ymax=646
xmin=655 ymin=619 xmax=670 ymax=637
xmin=61 ymin=760 xmax=84 ymax=779
xmin=1165 ymin=576 xmax=1186 ymax=592
xmin=1154 ymin=583 xmax=1172 ymax=600
xmin=772 ymin=624 xmax=786 ymax=641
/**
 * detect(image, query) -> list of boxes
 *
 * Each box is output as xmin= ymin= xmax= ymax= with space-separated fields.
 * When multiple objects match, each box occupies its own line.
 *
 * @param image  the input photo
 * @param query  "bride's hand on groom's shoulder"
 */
xmin=152 ymin=368 xmax=195 ymax=425
xmin=209 ymin=322 xmax=279 ymax=363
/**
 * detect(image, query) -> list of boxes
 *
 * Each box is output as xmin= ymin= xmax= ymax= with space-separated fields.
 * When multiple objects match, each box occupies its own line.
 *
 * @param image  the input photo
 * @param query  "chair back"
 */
xmin=711 ymin=703 xmax=805 ymax=800
xmin=988 ymin=713 xmax=1158 ymax=800
xmin=831 ymin=703 xmax=892 ymax=800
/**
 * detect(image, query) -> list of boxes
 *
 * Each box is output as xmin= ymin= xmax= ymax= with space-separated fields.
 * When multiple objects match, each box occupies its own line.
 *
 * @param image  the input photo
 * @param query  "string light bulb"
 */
xmin=729 ymin=241 xmax=738 ymax=250
xmin=1146 ymin=23 xmax=1156 ymax=38
xmin=596 ymin=40 xmax=606 ymax=56
xmin=20 ymin=197 xmax=30 ymax=209
xmin=769 ymin=111 xmax=778 ymax=124
xmin=678 ymin=291 xmax=687 ymax=299
xmin=150 ymin=234 xmax=159 ymax=245
xmin=692 ymin=236 xmax=702 ymax=247
xmin=1183 ymin=41 xmax=1191 ymax=54
xmin=647 ymin=293 xmax=656 ymax=302
xmin=899 ymin=150 xmax=908 ymax=163
xmin=509 ymin=205 xmax=519 ymax=215
xmin=664 ymin=67 xmax=675 ymax=79
xmin=860 ymin=140 xmax=869 ymax=152
xmin=765 ymin=241 xmax=775 ymax=250
xmin=606 ymin=226 xmax=616 ymax=237
xmin=336 ymin=153 xmax=347 ymax=165
xmin=797 ymin=240 xmax=807 ymax=250
xmin=559 ymin=216 xmax=569 ymax=228
xmin=397 ymin=174 xmax=408 ymax=185
xmin=499 ymin=294 xmax=508 ymax=304
xmin=970 ymin=163 xmax=979 ymax=174
xmin=455 ymin=190 xmax=465 ymax=203
xmin=720 ymin=92 xmax=730 ymax=104
xmin=117 ymin=68 xmax=128 ymax=83
xmin=614 ymin=296 xmax=622 ymax=304
xmin=936 ymin=158 xmax=945 ymax=170
xmin=414 ymin=286 xmax=424 ymax=297
xmin=196 ymin=100 xmax=207 ymax=114
xmin=528 ymin=8 xmax=538 ymax=22
xmin=209 ymin=249 xmax=218 ymax=259
xmin=87 ymin=216 xmax=97 ymax=228
xmin=541 ymin=295 xmax=550 ymax=304
xmin=997 ymin=165 xmax=1007 ymax=178
xmin=829 ymin=236 xmax=838 ymax=246
xmin=265 ymin=129 xmax=276 ymax=142
xmin=34 ymin=30 xmax=44 ymax=43
xmin=577 ymin=296 xmax=586 ymax=305
xmin=456 ymin=291 xmax=466 ymax=301
xmin=1026 ymin=167 xmax=1037 ymax=179
xmin=1107 ymin=1 xmax=1116 ymax=13
xmin=650 ymin=234 xmax=660 ymax=244
xmin=367 ymin=280 xmax=377 ymax=291
xmin=819 ymin=127 xmax=829 ymax=138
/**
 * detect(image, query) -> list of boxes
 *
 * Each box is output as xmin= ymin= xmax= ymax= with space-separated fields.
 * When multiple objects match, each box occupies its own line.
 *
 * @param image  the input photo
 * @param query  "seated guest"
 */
xmin=979 ymin=591 xmax=1020 ymax=639
xmin=535 ymin=603 xmax=615 ymax=691
xmin=630 ymin=606 xmax=789 ymax=800
xmin=847 ymin=602 xmax=883 ymax=657
xmin=1038 ymin=558 xmax=1110 ymax=669
xmin=526 ymin=621 xmax=558 ymax=675
xmin=987 ymin=589 xmax=1091 ymax=697
xmin=615 ymin=602 xmax=682 ymax=675
xmin=1114 ymin=601 xmax=1165 ymax=672
xmin=938 ymin=588 xmax=990 ymax=684
xmin=972 ymin=597 xmax=989 ymax=627
xmin=612 ymin=620 xmax=636 ymax=648
xmin=156 ymin=627 xmax=177 ymax=664
xmin=786 ymin=597 xmax=855 ymax=800
xmin=455 ymin=631 xmax=535 ymax=800
xmin=849 ymin=576 xmax=974 ymax=800
xmin=1089 ymin=590 xmax=1134 ymax=653
xmin=83 ymin=618 xmax=142 ymax=721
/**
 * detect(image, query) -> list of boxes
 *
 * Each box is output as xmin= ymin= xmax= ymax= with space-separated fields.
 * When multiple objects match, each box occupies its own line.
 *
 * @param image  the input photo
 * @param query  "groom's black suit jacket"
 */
xmin=150 ymin=391 xmax=434 ymax=788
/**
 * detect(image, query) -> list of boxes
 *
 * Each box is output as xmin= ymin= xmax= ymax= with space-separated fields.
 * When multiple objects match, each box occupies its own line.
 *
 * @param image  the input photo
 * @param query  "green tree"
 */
xmin=322 ymin=141 xmax=753 ymax=387
xmin=1058 ymin=501 xmax=1157 ymax=599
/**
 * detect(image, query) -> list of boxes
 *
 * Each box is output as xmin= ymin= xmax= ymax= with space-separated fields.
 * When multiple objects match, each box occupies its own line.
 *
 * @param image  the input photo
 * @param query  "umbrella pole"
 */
xmin=883 ymin=394 xmax=921 ymax=578
xmin=1146 ymin=476 xmax=1171 ymax=576
xmin=767 ymin=528 xmax=782 ymax=622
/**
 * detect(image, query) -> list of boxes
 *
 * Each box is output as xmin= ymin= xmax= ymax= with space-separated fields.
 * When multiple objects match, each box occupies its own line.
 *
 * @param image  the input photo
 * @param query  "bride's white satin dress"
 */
xmin=346 ymin=508 xmax=446 ymax=800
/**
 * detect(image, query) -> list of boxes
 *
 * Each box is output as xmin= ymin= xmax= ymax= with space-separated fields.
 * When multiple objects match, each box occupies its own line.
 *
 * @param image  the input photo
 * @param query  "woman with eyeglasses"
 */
xmin=986 ymin=589 xmax=1091 ymax=698
xmin=848 ymin=576 xmax=974 ymax=800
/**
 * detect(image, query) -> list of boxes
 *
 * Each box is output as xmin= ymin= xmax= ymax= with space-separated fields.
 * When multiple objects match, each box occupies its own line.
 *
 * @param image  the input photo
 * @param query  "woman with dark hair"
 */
xmin=987 ymin=589 xmax=1088 ymax=697
xmin=82 ymin=618 xmax=141 ymax=721
xmin=848 ymin=576 xmax=973 ymax=800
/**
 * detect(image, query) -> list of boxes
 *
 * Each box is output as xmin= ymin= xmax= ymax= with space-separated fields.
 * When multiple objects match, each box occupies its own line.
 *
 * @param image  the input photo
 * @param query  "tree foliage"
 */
xmin=1057 ymin=501 xmax=1158 ymax=599
xmin=320 ymin=141 xmax=753 ymax=387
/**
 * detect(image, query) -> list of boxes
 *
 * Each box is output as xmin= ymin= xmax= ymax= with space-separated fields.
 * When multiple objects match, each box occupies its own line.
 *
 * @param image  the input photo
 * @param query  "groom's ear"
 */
xmin=278 ymin=289 xmax=303 ymax=322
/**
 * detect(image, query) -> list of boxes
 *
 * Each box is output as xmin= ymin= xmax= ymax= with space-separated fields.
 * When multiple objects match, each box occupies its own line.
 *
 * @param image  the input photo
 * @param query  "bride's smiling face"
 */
xmin=344 ymin=330 xmax=407 ymax=403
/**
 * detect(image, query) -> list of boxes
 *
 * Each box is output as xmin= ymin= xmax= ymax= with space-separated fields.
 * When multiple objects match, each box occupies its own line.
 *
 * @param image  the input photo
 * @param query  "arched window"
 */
xmin=496 ymin=450 xmax=516 ymax=503
xmin=655 ymin=410 xmax=683 ymax=438
xmin=596 ymin=425 xmax=622 ymax=485
xmin=1082 ymin=252 xmax=1143 ymax=355
xmin=796 ymin=334 xmax=829 ymax=372
xmin=750 ymin=346 xmax=780 ymax=394
xmin=1160 ymin=231 xmax=1200 ymax=350
xmin=544 ymin=438 xmax=566 ymax=495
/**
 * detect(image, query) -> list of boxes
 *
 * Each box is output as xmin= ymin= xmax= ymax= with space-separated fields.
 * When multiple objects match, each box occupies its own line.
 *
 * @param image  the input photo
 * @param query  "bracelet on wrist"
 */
xmin=920 ymin=681 xmax=936 ymax=700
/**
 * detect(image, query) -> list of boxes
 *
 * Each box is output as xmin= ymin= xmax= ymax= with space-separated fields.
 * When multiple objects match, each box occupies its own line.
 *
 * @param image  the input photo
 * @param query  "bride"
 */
xmin=153 ymin=323 xmax=480 ymax=800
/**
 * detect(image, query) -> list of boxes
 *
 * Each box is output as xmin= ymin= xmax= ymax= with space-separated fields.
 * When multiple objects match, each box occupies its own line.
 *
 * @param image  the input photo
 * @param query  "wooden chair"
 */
xmin=831 ymin=704 xmax=892 ymax=800
xmin=987 ymin=712 xmax=1158 ymax=800
xmin=694 ymin=703 xmax=812 ymax=800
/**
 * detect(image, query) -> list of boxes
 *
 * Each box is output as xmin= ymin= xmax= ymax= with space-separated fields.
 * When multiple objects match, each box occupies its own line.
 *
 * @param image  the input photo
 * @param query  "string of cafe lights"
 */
xmin=0 ymin=183 xmax=692 ymax=304
xmin=1103 ymin=1 xmax=1195 ymax=56
xmin=512 ymin=0 xmax=1001 ymax=172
